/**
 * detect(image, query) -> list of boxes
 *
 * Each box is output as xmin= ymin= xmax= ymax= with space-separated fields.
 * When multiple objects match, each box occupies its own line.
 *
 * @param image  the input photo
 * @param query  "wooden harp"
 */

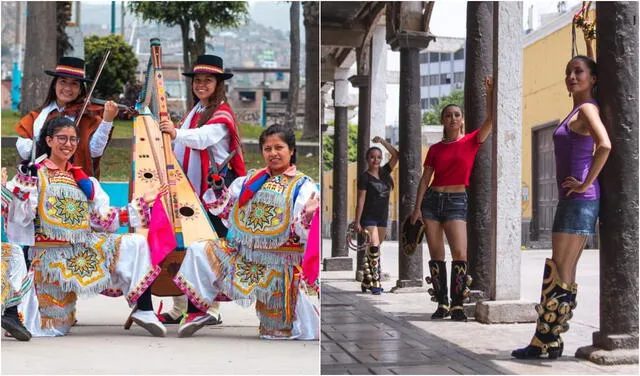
xmin=130 ymin=38 xmax=218 ymax=296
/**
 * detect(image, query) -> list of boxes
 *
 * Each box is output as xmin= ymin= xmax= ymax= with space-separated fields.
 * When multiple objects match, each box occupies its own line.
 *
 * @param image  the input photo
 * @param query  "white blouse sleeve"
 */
xmin=89 ymin=120 xmax=114 ymax=158
xmin=174 ymin=122 xmax=228 ymax=151
xmin=291 ymin=178 xmax=317 ymax=243
xmin=16 ymin=137 xmax=34 ymax=161
xmin=5 ymin=172 xmax=39 ymax=245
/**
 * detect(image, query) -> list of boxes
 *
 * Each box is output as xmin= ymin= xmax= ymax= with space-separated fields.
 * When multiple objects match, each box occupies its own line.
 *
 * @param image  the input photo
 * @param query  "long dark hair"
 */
xmin=365 ymin=146 xmax=394 ymax=190
xmin=440 ymin=103 xmax=464 ymax=140
xmin=568 ymin=55 xmax=598 ymax=97
xmin=35 ymin=116 xmax=79 ymax=160
xmin=259 ymin=124 xmax=297 ymax=165
xmin=193 ymin=75 xmax=227 ymax=128
xmin=38 ymin=77 xmax=87 ymax=111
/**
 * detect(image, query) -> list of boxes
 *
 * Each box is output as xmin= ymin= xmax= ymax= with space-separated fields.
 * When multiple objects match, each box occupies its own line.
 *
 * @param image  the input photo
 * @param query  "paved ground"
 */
xmin=321 ymin=240 xmax=638 ymax=375
xmin=2 ymin=294 xmax=319 ymax=374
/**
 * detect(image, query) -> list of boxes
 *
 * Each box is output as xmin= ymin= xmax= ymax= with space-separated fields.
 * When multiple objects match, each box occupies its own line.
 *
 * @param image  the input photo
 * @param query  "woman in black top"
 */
xmin=354 ymin=136 xmax=399 ymax=295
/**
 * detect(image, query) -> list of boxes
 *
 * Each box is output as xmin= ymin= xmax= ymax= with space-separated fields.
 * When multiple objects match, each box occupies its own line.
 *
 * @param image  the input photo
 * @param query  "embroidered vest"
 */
xmin=230 ymin=170 xmax=307 ymax=254
xmin=36 ymin=167 xmax=90 ymax=246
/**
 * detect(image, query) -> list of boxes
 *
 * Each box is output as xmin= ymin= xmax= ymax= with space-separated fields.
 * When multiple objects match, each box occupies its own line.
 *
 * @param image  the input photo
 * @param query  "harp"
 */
xmin=131 ymin=38 xmax=217 ymax=296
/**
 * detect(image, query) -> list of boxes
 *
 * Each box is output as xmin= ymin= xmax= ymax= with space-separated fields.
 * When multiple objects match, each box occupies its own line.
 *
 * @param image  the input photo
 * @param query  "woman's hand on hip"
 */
xmin=562 ymin=176 xmax=587 ymax=196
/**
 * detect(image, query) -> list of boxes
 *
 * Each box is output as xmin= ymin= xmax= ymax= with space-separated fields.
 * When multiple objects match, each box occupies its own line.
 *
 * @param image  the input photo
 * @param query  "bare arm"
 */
xmin=410 ymin=166 xmax=434 ymax=223
xmin=476 ymin=76 xmax=494 ymax=144
xmin=354 ymin=189 xmax=366 ymax=230
xmin=562 ymin=104 xmax=611 ymax=196
xmin=379 ymin=138 xmax=399 ymax=169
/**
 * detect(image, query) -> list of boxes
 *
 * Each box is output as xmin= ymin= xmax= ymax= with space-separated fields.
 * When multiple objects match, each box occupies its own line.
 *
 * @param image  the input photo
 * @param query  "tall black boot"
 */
xmin=1 ymin=306 xmax=31 ymax=341
xmin=450 ymin=260 xmax=472 ymax=321
xmin=512 ymin=258 xmax=571 ymax=359
xmin=360 ymin=245 xmax=382 ymax=295
xmin=426 ymin=260 xmax=449 ymax=319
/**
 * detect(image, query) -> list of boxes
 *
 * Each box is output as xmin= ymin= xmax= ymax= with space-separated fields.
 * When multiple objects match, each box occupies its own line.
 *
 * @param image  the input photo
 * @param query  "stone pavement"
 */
xmin=321 ymin=240 xmax=638 ymax=375
xmin=2 ymin=294 xmax=319 ymax=374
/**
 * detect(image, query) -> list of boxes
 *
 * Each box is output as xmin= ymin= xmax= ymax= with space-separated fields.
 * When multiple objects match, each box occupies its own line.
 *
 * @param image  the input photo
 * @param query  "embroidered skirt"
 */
xmin=1 ymin=243 xmax=32 ymax=315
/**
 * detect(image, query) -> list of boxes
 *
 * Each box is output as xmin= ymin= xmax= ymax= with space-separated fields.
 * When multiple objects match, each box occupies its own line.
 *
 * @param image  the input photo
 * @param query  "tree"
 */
xmin=322 ymin=123 xmax=358 ymax=171
xmin=302 ymin=2 xmax=319 ymax=141
xmin=285 ymin=1 xmax=300 ymax=130
xmin=57 ymin=2 xmax=73 ymax=60
xmin=128 ymin=1 xmax=249 ymax=108
xmin=422 ymin=89 xmax=464 ymax=125
xmin=84 ymin=35 xmax=138 ymax=100
xmin=21 ymin=2 xmax=57 ymax=114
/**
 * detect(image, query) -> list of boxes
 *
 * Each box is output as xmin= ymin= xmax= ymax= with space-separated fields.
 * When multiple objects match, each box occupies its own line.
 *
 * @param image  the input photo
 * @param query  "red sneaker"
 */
xmin=177 ymin=312 xmax=210 ymax=338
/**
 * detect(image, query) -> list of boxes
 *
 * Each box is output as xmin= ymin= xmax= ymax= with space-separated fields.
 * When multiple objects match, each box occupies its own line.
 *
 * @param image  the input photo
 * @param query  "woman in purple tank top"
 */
xmin=513 ymin=47 xmax=611 ymax=359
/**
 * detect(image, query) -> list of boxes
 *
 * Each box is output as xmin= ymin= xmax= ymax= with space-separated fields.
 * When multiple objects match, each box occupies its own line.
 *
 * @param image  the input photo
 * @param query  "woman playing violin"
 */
xmin=14 ymin=56 xmax=118 ymax=179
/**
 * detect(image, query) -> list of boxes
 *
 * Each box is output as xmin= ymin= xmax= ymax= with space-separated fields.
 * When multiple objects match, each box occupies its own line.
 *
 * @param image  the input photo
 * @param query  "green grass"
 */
xmin=2 ymin=109 xmax=303 ymax=140
xmin=1 ymin=146 xmax=318 ymax=183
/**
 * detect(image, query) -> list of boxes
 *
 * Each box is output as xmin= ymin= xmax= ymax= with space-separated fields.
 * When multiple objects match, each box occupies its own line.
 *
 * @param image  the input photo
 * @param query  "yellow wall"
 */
xmin=522 ymin=10 xmax=596 ymax=218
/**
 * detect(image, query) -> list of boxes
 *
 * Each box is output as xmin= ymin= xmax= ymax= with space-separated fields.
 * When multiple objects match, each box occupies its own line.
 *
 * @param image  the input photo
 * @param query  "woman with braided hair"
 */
xmin=512 ymin=32 xmax=610 ymax=360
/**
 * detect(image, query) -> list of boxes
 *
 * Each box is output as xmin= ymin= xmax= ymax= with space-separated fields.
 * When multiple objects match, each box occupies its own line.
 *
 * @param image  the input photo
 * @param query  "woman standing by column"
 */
xmin=410 ymin=76 xmax=493 ymax=321
xmin=512 ymin=48 xmax=610 ymax=359
xmin=354 ymin=137 xmax=399 ymax=295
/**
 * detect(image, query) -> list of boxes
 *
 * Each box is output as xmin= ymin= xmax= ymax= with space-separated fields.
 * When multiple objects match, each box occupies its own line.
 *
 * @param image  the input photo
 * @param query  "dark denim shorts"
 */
xmin=421 ymin=189 xmax=468 ymax=223
xmin=552 ymin=199 xmax=599 ymax=236
xmin=360 ymin=219 xmax=388 ymax=228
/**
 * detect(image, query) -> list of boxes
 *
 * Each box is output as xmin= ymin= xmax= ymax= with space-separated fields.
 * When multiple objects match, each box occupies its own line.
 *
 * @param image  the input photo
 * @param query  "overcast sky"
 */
xmin=429 ymin=0 xmax=583 ymax=38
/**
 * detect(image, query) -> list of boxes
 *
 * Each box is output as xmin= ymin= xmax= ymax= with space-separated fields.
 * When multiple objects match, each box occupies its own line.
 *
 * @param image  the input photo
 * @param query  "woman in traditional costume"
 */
xmin=5 ymin=116 xmax=168 ymax=337
xmin=15 ymin=56 xmax=118 ymax=178
xmin=1 ymin=168 xmax=33 ymax=341
xmin=170 ymin=124 xmax=319 ymax=339
xmin=157 ymin=54 xmax=246 ymax=326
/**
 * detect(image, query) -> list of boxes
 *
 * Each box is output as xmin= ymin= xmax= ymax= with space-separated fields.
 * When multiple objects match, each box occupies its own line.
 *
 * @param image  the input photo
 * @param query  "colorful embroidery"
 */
xmin=235 ymin=259 xmax=267 ymax=285
xmin=48 ymin=196 xmax=88 ymax=226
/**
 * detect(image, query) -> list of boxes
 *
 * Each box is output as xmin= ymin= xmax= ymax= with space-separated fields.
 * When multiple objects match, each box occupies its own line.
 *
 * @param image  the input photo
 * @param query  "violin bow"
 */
xmin=74 ymin=49 xmax=111 ymax=129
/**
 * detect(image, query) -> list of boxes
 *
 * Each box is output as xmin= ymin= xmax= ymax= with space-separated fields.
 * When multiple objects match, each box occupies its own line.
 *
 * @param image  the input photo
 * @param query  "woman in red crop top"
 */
xmin=410 ymin=76 xmax=493 ymax=322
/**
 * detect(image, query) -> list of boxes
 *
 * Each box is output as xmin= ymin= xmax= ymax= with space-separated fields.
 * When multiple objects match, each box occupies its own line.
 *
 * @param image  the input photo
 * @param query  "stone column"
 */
xmin=324 ymin=67 xmax=353 ymax=271
xmin=576 ymin=2 xmax=639 ymax=365
xmin=369 ymin=25 xmax=387 ymax=155
xmin=349 ymin=71 xmax=370 ymax=279
xmin=464 ymin=1 xmax=494 ymax=300
xmin=388 ymin=32 xmax=432 ymax=290
xmin=475 ymin=1 xmax=536 ymax=323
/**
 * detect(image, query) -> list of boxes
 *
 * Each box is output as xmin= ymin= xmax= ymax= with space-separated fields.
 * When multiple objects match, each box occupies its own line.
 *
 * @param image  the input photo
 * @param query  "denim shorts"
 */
xmin=360 ymin=219 xmax=388 ymax=228
xmin=421 ymin=189 xmax=468 ymax=222
xmin=552 ymin=199 xmax=599 ymax=236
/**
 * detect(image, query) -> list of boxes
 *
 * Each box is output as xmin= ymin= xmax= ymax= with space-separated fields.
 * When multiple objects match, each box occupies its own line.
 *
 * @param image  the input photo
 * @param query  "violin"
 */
xmin=63 ymin=97 xmax=139 ymax=118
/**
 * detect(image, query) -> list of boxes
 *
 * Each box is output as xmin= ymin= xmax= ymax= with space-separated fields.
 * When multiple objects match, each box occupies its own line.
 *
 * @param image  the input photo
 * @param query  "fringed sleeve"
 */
xmin=290 ymin=179 xmax=318 ymax=243
xmin=203 ymin=176 xmax=246 ymax=227
xmin=88 ymin=177 xmax=150 ymax=232
xmin=5 ymin=171 xmax=38 ymax=245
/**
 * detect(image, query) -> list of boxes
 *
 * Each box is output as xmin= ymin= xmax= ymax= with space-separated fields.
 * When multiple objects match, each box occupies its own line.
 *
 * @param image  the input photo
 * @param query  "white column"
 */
xmin=492 ymin=1 xmax=523 ymax=301
xmin=370 ymin=25 xmax=387 ymax=145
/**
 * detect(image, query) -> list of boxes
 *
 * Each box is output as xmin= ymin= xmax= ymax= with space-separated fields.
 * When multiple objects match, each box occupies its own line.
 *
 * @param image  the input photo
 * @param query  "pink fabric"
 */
xmin=302 ymin=209 xmax=320 ymax=285
xmin=148 ymin=197 xmax=177 ymax=266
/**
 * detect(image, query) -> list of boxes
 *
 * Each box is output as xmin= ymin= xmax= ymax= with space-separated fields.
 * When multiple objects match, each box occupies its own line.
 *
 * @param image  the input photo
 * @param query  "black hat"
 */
xmin=401 ymin=216 xmax=425 ymax=256
xmin=182 ymin=55 xmax=233 ymax=80
xmin=44 ymin=56 xmax=92 ymax=83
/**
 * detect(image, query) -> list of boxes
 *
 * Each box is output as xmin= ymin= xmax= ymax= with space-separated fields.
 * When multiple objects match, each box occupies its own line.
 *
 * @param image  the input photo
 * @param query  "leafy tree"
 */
xmin=422 ymin=89 xmax=464 ymax=125
xmin=84 ymin=34 xmax=138 ymax=100
xmin=128 ymin=1 xmax=249 ymax=108
xmin=322 ymin=123 xmax=358 ymax=171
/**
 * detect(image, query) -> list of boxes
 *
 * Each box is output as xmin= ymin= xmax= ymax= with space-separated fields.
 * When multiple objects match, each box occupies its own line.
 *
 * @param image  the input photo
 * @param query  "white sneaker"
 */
xmin=131 ymin=310 xmax=167 ymax=337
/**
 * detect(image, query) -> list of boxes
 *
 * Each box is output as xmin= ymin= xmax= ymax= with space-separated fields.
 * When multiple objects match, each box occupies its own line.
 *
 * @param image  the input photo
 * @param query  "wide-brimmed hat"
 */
xmin=44 ymin=56 xmax=92 ymax=83
xmin=401 ymin=216 xmax=425 ymax=256
xmin=182 ymin=55 xmax=233 ymax=80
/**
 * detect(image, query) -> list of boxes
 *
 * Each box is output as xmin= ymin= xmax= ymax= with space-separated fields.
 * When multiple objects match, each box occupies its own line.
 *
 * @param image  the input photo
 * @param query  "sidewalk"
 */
xmin=321 ymin=239 xmax=637 ymax=375
xmin=2 ymin=294 xmax=319 ymax=374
